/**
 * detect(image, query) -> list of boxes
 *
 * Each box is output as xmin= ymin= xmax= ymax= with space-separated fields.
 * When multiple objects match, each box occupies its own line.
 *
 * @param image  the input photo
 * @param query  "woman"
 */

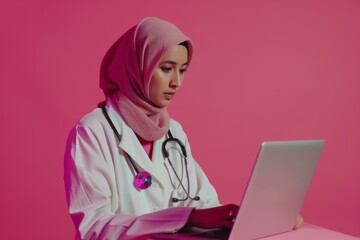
xmin=64 ymin=17 xmax=239 ymax=239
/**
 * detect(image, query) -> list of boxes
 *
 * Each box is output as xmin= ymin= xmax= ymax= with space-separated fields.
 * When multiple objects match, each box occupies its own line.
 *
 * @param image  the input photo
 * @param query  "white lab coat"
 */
xmin=64 ymin=98 xmax=220 ymax=240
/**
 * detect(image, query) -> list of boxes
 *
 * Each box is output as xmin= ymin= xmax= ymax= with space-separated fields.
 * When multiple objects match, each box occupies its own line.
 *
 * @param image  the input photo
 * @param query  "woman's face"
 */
xmin=149 ymin=44 xmax=188 ymax=107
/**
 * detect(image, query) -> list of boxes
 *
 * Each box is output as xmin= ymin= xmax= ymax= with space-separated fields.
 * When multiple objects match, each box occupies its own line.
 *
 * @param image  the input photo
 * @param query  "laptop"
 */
xmin=151 ymin=140 xmax=325 ymax=240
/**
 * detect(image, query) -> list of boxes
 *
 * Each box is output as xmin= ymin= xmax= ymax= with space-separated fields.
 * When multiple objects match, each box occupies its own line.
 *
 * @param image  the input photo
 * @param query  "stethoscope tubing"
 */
xmin=101 ymin=104 xmax=200 ymax=201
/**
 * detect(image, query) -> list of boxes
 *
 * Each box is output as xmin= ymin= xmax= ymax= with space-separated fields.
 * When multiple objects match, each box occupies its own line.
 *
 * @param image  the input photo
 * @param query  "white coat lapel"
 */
xmin=106 ymin=99 xmax=161 ymax=183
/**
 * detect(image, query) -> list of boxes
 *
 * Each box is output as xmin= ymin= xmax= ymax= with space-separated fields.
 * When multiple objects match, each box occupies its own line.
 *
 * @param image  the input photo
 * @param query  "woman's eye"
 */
xmin=180 ymin=68 xmax=187 ymax=74
xmin=161 ymin=67 xmax=172 ymax=73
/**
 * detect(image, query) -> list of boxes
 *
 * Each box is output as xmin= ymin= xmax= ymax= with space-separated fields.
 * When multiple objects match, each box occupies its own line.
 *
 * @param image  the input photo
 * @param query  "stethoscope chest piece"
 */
xmin=134 ymin=171 xmax=152 ymax=190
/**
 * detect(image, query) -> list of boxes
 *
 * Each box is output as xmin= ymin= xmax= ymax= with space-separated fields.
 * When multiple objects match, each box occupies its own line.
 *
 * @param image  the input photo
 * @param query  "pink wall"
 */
xmin=1 ymin=0 xmax=359 ymax=239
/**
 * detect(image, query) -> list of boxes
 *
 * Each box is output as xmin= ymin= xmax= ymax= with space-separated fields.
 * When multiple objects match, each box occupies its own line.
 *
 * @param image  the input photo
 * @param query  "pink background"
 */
xmin=1 ymin=0 xmax=359 ymax=239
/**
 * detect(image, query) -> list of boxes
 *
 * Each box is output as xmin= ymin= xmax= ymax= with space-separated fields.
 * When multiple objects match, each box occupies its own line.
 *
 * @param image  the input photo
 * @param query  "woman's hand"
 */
xmin=293 ymin=214 xmax=304 ymax=229
xmin=185 ymin=204 xmax=239 ymax=229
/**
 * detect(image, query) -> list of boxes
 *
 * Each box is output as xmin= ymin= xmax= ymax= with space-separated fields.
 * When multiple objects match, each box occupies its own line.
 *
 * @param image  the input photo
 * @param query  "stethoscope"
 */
xmin=101 ymin=104 xmax=200 ymax=202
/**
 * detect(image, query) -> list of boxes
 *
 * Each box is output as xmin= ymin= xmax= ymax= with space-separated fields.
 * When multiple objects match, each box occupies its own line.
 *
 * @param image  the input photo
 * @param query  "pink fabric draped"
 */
xmin=99 ymin=17 xmax=193 ymax=141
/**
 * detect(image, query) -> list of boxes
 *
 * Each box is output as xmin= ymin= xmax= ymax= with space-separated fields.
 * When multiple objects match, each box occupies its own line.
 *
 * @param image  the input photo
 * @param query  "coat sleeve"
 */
xmin=64 ymin=124 xmax=193 ymax=240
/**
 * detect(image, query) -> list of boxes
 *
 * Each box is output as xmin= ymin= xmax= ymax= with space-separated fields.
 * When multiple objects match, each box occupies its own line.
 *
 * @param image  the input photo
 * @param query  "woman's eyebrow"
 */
xmin=161 ymin=60 xmax=188 ymax=66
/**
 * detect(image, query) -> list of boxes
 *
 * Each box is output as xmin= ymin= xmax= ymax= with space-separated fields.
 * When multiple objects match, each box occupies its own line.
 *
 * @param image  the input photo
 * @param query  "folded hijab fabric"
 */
xmin=99 ymin=17 xmax=193 ymax=141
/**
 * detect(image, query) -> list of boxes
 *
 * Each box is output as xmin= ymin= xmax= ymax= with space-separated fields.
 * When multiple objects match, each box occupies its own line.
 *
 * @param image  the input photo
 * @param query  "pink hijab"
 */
xmin=99 ymin=17 xmax=193 ymax=141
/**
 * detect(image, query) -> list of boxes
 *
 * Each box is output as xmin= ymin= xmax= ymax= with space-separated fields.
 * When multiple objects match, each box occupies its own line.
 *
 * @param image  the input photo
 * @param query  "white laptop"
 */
xmin=151 ymin=140 xmax=325 ymax=240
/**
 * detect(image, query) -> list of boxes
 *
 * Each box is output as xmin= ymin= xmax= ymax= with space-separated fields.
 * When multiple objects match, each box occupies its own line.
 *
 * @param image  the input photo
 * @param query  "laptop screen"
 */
xmin=151 ymin=140 xmax=325 ymax=240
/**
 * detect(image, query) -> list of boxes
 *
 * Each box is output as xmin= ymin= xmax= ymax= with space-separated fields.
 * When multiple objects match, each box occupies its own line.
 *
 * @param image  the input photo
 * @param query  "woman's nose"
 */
xmin=170 ymin=73 xmax=182 ymax=89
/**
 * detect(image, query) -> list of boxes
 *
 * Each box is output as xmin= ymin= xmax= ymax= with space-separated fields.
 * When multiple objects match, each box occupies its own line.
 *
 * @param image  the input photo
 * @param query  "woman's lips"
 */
xmin=164 ymin=92 xmax=175 ymax=100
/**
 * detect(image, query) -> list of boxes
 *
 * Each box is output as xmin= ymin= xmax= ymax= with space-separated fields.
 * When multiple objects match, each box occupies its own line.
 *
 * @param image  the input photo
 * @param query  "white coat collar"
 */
xmin=104 ymin=98 xmax=170 ymax=187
